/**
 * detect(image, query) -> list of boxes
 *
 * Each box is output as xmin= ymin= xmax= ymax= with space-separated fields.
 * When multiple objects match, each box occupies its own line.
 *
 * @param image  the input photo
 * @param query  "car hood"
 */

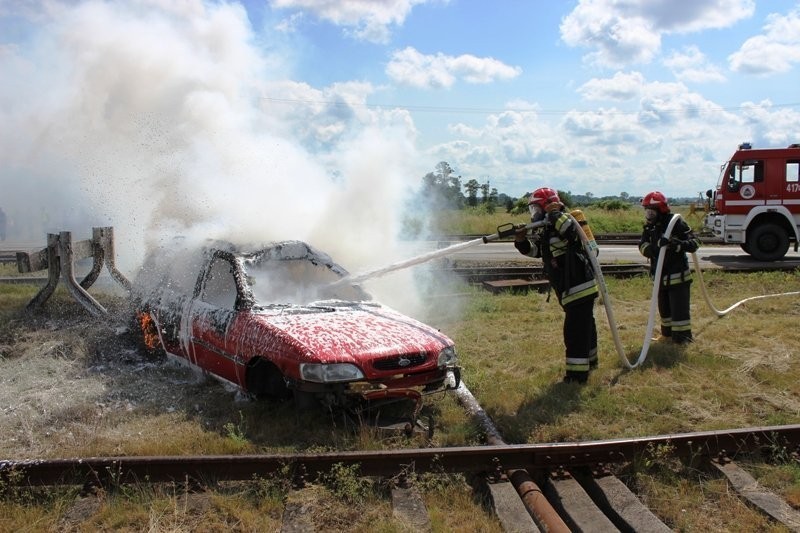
xmin=251 ymin=303 xmax=451 ymax=363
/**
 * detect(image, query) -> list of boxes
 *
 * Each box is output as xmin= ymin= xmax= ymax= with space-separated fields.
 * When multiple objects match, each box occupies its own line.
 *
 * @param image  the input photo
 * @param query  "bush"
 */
xmin=596 ymin=199 xmax=631 ymax=211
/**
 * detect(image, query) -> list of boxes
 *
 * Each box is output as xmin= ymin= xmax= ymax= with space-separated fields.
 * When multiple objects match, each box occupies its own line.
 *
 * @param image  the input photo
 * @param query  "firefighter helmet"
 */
xmin=641 ymin=191 xmax=670 ymax=214
xmin=528 ymin=187 xmax=561 ymax=209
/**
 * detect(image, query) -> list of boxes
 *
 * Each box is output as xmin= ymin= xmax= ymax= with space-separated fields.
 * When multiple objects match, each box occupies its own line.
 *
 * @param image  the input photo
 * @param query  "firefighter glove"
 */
xmin=546 ymin=209 xmax=562 ymax=225
xmin=657 ymin=236 xmax=670 ymax=248
xmin=668 ymin=238 xmax=684 ymax=252
xmin=514 ymin=226 xmax=528 ymax=242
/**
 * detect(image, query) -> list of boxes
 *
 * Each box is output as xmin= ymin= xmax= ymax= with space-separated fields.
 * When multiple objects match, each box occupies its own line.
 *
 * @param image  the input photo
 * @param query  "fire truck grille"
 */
xmin=373 ymin=353 xmax=427 ymax=371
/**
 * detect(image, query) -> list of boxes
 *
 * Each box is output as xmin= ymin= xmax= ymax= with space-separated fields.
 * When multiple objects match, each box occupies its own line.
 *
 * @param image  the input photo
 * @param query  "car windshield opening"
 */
xmin=245 ymin=258 xmax=368 ymax=305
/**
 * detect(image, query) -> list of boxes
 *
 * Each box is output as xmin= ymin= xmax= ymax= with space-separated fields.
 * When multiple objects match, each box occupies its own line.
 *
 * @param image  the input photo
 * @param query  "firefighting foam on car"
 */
xmin=130 ymin=238 xmax=461 ymax=433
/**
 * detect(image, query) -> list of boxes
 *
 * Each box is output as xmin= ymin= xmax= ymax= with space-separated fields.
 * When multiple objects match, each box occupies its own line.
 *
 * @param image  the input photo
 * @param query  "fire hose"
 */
xmin=571 ymin=214 xmax=800 ymax=369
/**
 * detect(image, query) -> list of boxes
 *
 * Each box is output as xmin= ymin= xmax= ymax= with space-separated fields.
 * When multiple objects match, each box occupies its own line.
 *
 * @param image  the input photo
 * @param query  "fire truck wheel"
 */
xmin=748 ymin=223 xmax=789 ymax=261
xmin=740 ymin=242 xmax=751 ymax=254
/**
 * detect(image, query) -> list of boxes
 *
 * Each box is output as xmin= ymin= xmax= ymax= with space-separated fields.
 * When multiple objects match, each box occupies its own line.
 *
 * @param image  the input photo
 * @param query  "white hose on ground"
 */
xmin=691 ymin=251 xmax=800 ymax=316
xmin=572 ymin=213 xmax=799 ymax=370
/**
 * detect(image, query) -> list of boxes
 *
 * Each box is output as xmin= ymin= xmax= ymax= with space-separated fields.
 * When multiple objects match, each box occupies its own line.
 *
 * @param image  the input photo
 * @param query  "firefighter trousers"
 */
xmin=563 ymin=296 xmax=598 ymax=377
xmin=658 ymin=280 xmax=693 ymax=343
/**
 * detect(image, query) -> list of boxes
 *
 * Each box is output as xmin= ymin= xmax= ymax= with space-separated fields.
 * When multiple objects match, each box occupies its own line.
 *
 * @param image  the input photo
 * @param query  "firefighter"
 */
xmin=515 ymin=188 xmax=599 ymax=384
xmin=639 ymin=191 xmax=701 ymax=344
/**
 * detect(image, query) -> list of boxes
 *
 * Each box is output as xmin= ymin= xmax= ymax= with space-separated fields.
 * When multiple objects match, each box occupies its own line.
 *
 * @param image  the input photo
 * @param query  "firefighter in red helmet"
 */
xmin=515 ymin=187 xmax=599 ymax=384
xmin=639 ymin=191 xmax=701 ymax=344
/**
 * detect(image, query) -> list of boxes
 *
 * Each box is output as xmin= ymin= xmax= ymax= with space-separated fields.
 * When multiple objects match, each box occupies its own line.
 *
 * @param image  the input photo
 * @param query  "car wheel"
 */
xmin=748 ymin=223 xmax=789 ymax=261
xmin=246 ymin=358 xmax=291 ymax=400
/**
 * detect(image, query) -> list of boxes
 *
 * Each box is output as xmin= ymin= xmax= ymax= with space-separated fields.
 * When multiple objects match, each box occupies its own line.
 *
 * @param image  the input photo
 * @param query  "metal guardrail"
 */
xmin=432 ymin=232 xmax=724 ymax=245
xmin=12 ymin=227 xmax=130 ymax=316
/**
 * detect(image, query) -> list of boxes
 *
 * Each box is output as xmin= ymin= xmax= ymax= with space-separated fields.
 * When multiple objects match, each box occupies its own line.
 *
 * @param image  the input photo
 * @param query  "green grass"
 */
xmin=418 ymin=205 xmax=707 ymax=236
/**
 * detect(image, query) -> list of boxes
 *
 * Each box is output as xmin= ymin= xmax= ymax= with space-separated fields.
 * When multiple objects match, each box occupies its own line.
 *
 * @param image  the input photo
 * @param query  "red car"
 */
xmin=132 ymin=240 xmax=460 ymax=415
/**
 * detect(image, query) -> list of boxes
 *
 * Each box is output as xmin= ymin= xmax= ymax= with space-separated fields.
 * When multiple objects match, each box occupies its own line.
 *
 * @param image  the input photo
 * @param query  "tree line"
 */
xmin=414 ymin=161 xmax=705 ymax=214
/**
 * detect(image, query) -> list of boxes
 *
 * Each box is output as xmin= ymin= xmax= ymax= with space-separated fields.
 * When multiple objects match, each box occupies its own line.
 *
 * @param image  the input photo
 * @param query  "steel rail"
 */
xmin=3 ymin=424 xmax=799 ymax=487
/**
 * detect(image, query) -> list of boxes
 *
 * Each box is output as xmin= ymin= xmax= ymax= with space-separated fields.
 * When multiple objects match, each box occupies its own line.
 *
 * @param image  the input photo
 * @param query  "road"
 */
xmin=424 ymin=241 xmax=800 ymax=270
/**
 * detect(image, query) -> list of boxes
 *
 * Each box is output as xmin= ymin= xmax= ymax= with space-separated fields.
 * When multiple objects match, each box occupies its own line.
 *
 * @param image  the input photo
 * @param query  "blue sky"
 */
xmin=244 ymin=0 xmax=800 ymax=198
xmin=1 ymin=1 xmax=799 ymax=274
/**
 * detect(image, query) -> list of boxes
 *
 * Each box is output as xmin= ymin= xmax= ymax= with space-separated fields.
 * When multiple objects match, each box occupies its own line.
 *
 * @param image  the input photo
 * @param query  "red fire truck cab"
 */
xmin=704 ymin=143 xmax=800 ymax=261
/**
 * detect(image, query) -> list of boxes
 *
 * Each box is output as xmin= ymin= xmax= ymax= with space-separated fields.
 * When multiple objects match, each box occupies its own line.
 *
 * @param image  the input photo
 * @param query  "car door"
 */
xmin=189 ymin=252 xmax=243 ymax=384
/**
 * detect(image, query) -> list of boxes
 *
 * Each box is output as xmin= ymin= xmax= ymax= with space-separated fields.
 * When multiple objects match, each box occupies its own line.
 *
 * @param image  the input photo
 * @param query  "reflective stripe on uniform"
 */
xmin=671 ymin=318 xmax=691 ymax=332
xmin=554 ymin=215 xmax=573 ymax=234
xmin=549 ymin=236 xmax=567 ymax=257
xmin=561 ymin=279 xmax=598 ymax=306
xmin=566 ymin=356 xmax=590 ymax=372
xmin=661 ymin=269 xmax=692 ymax=286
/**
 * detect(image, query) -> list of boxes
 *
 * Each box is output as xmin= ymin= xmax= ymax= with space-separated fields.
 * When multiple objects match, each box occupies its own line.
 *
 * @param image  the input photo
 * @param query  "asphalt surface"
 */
xmin=412 ymin=241 xmax=800 ymax=271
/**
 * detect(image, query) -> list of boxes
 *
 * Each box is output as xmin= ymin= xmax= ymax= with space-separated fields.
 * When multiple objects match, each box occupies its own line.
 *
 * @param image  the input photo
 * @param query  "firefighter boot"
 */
xmin=673 ymin=331 xmax=693 ymax=344
xmin=563 ymin=371 xmax=588 ymax=384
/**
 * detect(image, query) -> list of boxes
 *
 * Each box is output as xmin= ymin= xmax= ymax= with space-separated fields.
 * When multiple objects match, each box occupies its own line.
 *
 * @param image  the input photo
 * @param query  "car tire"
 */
xmin=748 ymin=223 xmax=789 ymax=261
xmin=246 ymin=358 xmax=291 ymax=400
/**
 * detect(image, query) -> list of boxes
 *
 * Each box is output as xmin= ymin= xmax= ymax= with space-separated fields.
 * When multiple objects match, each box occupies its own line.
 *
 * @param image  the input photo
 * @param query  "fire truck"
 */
xmin=704 ymin=143 xmax=800 ymax=261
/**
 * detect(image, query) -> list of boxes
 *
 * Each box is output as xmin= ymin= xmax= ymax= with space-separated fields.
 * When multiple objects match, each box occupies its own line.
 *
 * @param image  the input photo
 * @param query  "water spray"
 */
xmin=326 ymin=221 xmax=547 ymax=289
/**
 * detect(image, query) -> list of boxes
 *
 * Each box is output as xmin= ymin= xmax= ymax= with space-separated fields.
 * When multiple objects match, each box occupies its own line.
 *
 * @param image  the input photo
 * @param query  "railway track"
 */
xmin=3 ymin=424 xmax=799 ymax=531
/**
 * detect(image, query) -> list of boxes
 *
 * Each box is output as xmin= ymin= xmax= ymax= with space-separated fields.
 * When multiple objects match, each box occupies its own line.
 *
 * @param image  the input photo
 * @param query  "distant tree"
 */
xmin=436 ymin=161 xmax=453 ymax=181
xmin=511 ymin=194 xmax=530 ymax=215
xmin=464 ymin=179 xmax=480 ymax=207
xmin=486 ymin=187 xmax=498 ymax=213
xmin=597 ymin=199 xmax=630 ymax=211
xmin=620 ymin=191 xmax=630 ymax=201
xmin=557 ymin=190 xmax=573 ymax=208
xmin=480 ymin=181 xmax=490 ymax=204
xmin=415 ymin=161 xmax=465 ymax=210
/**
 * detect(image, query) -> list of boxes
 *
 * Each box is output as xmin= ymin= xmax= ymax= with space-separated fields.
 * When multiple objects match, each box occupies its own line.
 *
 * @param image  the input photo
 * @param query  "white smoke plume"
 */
xmin=0 ymin=0 xmax=435 ymax=314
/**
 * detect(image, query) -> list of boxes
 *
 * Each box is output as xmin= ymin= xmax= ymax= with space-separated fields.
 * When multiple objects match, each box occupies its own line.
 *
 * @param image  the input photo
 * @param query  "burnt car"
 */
xmin=131 ymin=239 xmax=460 ymax=415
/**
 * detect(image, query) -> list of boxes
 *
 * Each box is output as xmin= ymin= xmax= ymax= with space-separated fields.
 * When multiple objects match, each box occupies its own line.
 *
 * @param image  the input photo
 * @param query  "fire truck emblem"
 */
xmin=740 ymin=184 xmax=755 ymax=199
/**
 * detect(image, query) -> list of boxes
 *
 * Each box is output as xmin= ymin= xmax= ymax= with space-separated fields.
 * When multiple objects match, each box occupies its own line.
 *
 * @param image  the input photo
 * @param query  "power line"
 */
xmin=260 ymin=96 xmax=800 ymax=117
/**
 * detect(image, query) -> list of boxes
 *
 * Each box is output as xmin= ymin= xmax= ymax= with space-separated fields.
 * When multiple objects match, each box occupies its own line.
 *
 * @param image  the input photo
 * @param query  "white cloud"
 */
xmin=385 ymin=47 xmax=521 ymax=89
xmin=729 ymin=8 xmax=800 ymax=75
xmin=663 ymin=45 xmax=726 ymax=83
xmin=259 ymin=79 xmax=417 ymax=151
xmin=739 ymin=100 xmax=800 ymax=146
xmin=424 ymin=74 xmax=767 ymax=198
xmin=560 ymin=0 xmax=754 ymax=68
xmin=578 ymin=71 xmax=646 ymax=101
xmin=269 ymin=0 xmax=432 ymax=43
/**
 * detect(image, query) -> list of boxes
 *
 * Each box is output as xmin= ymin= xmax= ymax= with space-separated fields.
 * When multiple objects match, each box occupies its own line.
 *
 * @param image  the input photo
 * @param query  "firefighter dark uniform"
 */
xmin=516 ymin=188 xmax=598 ymax=384
xmin=639 ymin=192 xmax=701 ymax=344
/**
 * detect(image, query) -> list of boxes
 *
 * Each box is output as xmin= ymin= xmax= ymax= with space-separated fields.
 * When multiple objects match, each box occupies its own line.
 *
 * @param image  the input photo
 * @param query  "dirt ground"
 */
xmin=0 ymin=299 xmax=239 ymax=459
